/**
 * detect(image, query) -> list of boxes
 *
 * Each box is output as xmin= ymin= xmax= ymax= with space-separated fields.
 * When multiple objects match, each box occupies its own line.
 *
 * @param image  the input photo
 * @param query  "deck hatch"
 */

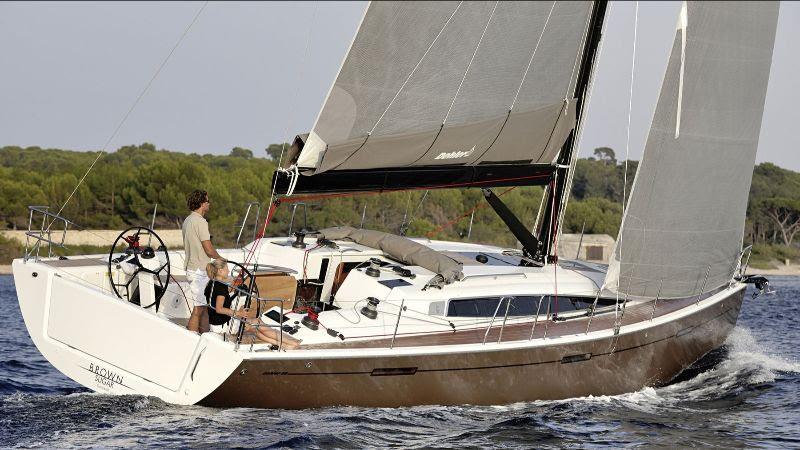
xmin=378 ymin=279 xmax=412 ymax=289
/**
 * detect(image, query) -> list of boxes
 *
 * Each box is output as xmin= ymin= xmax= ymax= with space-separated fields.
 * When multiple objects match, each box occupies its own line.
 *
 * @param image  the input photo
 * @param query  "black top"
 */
xmin=204 ymin=280 xmax=233 ymax=326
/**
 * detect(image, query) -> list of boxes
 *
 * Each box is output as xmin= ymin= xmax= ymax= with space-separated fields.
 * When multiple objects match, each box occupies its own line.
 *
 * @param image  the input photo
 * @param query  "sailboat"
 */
xmin=13 ymin=1 xmax=779 ymax=408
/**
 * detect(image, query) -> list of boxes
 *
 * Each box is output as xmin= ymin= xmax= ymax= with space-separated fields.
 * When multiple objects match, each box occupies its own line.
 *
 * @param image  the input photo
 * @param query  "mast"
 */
xmin=536 ymin=0 xmax=607 ymax=263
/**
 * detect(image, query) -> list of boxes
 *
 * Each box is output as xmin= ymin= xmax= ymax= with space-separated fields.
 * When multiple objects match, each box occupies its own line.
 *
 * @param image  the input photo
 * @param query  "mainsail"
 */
xmin=604 ymin=2 xmax=780 ymax=298
xmin=279 ymin=1 xmax=596 ymax=192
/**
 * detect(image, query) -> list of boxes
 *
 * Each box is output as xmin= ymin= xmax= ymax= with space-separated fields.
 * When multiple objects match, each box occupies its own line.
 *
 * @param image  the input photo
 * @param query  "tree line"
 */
xmin=1 ymin=144 xmax=798 ymax=255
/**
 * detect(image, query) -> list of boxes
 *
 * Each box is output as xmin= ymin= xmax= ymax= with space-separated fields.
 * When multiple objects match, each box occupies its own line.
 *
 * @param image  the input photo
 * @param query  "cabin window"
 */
xmin=447 ymin=297 xmax=538 ymax=317
xmin=446 ymin=296 xmax=597 ymax=317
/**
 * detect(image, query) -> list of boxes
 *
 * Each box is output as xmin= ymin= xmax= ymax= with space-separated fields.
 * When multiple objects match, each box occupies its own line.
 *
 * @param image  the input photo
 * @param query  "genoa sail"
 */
xmin=604 ymin=1 xmax=780 ymax=298
xmin=279 ymin=1 xmax=596 ymax=192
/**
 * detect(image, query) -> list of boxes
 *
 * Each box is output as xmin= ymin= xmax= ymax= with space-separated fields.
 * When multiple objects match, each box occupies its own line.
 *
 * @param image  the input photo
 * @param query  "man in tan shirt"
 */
xmin=182 ymin=189 xmax=224 ymax=333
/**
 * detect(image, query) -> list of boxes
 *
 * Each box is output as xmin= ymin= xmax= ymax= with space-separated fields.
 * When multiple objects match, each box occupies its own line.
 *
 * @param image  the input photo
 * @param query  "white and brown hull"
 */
xmin=14 ymin=257 xmax=745 ymax=409
xmin=202 ymin=288 xmax=743 ymax=408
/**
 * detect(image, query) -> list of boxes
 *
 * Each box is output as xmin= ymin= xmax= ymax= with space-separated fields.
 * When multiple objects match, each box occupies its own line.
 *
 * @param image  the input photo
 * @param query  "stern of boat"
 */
xmin=12 ymin=258 xmax=242 ymax=404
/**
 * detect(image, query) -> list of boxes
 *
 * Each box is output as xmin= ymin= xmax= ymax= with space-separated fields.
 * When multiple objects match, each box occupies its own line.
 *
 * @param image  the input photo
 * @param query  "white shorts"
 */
xmin=211 ymin=318 xmax=243 ymax=334
xmin=186 ymin=268 xmax=209 ymax=308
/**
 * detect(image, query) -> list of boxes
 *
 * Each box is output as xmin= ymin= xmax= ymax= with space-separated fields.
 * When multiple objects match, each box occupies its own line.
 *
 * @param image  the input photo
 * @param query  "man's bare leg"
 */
xmin=200 ymin=308 xmax=210 ymax=333
xmin=187 ymin=306 xmax=207 ymax=333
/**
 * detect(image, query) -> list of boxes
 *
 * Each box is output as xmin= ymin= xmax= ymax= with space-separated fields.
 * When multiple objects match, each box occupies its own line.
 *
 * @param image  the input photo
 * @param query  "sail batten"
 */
xmin=604 ymin=1 xmax=780 ymax=299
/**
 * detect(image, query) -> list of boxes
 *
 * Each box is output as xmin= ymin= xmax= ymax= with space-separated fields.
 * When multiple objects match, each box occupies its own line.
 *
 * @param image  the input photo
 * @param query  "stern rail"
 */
xmin=24 ymin=206 xmax=75 ymax=261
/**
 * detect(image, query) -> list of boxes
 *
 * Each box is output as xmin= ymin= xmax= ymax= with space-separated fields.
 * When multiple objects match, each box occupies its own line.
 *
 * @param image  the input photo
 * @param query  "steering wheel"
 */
xmin=226 ymin=261 xmax=263 ymax=344
xmin=227 ymin=260 xmax=260 ymax=312
xmin=107 ymin=226 xmax=171 ymax=310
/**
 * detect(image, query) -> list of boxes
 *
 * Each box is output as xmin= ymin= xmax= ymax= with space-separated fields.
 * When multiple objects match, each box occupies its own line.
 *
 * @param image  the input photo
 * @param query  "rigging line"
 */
xmin=552 ymin=185 xmax=559 ymax=319
xmin=466 ymin=0 xmax=555 ymax=167
xmin=442 ymin=1 xmax=499 ymax=124
xmin=244 ymin=197 xmax=280 ymax=274
xmin=277 ymin=3 xmax=317 ymax=168
xmin=254 ymin=179 xmax=280 ymax=263
xmin=405 ymin=1 xmax=499 ymax=168
xmin=51 ymin=1 xmax=208 ymax=225
xmin=408 ymin=190 xmax=429 ymax=226
xmin=426 ymin=186 xmax=516 ymax=238
xmin=617 ymin=1 xmax=639 ymax=302
xmin=257 ymin=4 xmax=317 ymax=262
xmin=509 ymin=1 xmax=557 ymax=110
xmin=367 ymin=2 xmax=463 ymax=135
xmin=399 ymin=191 xmax=414 ymax=234
xmin=564 ymin=2 xmax=593 ymax=102
xmin=546 ymin=177 xmax=557 ymax=265
xmin=532 ymin=183 xmax=548 ymax=235
xmin=328 ymin=1 xmax=464 ymax=173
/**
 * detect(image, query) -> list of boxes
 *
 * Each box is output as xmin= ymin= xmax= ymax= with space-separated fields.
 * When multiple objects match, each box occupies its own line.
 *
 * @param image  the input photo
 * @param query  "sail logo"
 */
xmin=434 ymin=146 xmax=475 ymax=160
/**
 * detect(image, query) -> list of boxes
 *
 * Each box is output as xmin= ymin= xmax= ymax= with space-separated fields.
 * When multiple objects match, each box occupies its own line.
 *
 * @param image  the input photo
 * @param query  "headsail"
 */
xmin=279 ymin=1 xmax=596 ymax=193
xmin=604 ymin=1 xmax=780 ymax=298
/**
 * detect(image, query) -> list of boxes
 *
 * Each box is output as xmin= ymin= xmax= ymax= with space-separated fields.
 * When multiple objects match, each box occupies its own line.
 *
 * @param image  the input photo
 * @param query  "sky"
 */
xmin=1 ymin=1 xmax=798 ymax=171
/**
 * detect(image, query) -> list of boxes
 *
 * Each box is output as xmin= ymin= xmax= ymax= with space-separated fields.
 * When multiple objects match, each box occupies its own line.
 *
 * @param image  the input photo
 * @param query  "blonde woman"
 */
xmin=204 ymin=259 xmax=301 ymax=350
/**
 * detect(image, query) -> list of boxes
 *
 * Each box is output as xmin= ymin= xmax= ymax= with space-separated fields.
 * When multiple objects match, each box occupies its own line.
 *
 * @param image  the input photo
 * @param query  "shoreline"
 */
xmin=2 ymin=264 xmax=799 ymax=277
xmin=744 ymin=265 xmax=800 ymax=276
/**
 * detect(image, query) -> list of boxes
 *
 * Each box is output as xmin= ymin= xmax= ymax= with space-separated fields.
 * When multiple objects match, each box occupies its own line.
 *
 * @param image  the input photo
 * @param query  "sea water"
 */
xmin=1 ymin=275 xmax=798 ymax=448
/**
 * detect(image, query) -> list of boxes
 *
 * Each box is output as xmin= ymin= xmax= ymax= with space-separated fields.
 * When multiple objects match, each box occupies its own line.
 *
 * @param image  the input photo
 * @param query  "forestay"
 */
xmin=290 ymin=1 xmax=593 ymax=174
xmin=604 ymin=2 xmax=780 ymax=298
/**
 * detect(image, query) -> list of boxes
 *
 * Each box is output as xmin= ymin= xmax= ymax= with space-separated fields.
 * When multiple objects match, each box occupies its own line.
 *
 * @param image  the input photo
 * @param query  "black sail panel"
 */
xmin=272 ymin=164 xmax=556 ymax=195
